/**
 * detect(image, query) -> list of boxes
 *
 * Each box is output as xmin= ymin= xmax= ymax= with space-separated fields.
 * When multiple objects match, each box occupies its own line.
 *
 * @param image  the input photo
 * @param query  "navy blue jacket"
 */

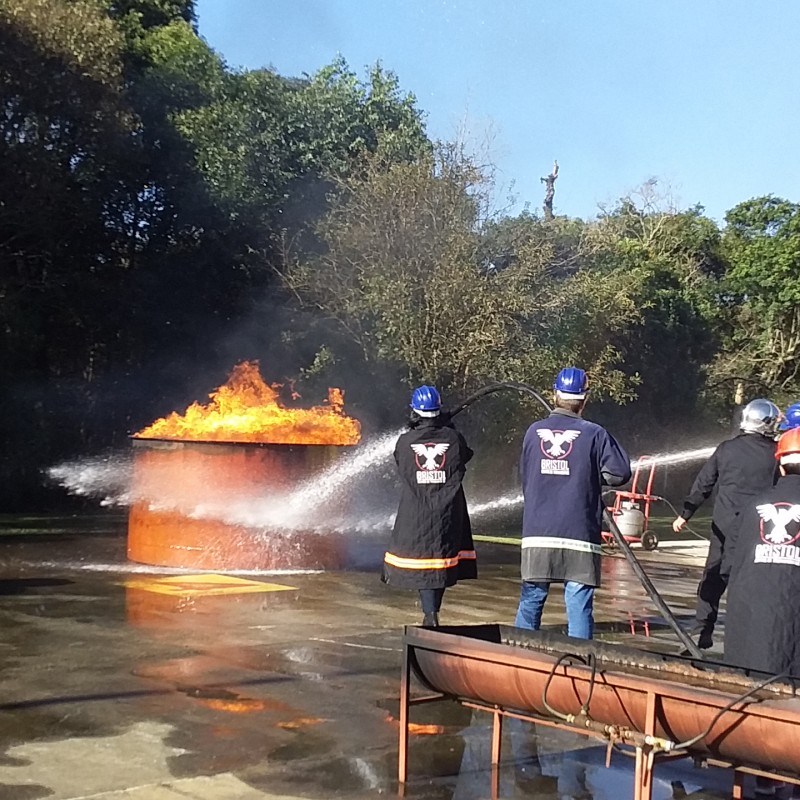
xmin=520 ymin=408 xmax=631 ymax=587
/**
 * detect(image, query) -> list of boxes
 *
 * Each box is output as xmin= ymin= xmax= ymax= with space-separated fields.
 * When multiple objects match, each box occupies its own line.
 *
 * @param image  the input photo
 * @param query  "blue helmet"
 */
xmin=410 ymin=385 xmax=441 ymax=417
xmin=779 ymin=402 xmax=800 ymax=431
xmin=554 ymin=367 xmax=588 ymax=399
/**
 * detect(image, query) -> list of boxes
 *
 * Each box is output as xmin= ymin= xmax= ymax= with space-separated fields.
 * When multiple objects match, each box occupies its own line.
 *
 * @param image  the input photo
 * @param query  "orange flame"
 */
xmin=134 ymin=361 xmax=361 ymax=445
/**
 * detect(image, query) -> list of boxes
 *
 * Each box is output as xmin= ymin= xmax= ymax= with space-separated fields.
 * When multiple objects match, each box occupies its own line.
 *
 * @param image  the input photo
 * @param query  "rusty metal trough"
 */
xmin=399 ymin=624 xmax=800 ymax=800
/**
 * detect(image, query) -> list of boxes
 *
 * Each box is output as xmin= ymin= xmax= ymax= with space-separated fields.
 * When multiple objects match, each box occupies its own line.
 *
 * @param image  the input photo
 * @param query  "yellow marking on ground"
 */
xmin=473 ymin=534 xmax=520 ymax=546
xmin=123 ymin=573 xmax=296 ymax=596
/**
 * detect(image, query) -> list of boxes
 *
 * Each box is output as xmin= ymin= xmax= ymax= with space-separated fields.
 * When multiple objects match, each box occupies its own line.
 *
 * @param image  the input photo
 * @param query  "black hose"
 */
xmin=541 ymin=652 xmax=597 ymax=722
xmin=451 ymin=381 xmax=705 ymax=659
xmin=672 ymin=671 xmax=788 ymax=750
xmin=656 ymin=496 xmax=709 ymax=541
xmin=450 ymin=381 xmax=553 ymax=418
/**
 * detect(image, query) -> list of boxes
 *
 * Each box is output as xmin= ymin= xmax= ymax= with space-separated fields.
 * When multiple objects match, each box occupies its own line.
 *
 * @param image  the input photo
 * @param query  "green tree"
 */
xmin=479 ymin=212 xmax=641 ymax=401
xmin=589 ymin=194 xmax=723 ymax=424
xmin=284 ymin=58 xmax=428 ymax=176
xmin=0 ymin=0 xmax=133 ymax=504
xmin=0 ymin=5 xmax=433 ymax=509
xmin=108 ymin=0 xmax=196 ymax=49
xmin=174 ymin=69 xmax=294 ymax=213
xmin=110 ymin=0 xmax=195 ymax=27
xmin=718 ymin=196 xmax=800 ymax=397
xmin=174 ymin=58 xmax=427 ymax=222
xmin=283 ymin=143 xmax=644 ymax=407
xmin=0 ymin=0 xmax=129 ymax=373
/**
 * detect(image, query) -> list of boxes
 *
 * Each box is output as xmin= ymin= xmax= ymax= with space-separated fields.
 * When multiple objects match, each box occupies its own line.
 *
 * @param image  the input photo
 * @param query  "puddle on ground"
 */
xmin=377 ymin=695 xmax=473 ymax=734
xmin=0 ymin=706 xmax=125 ymax=751
xmin=0 ymin=784 xmax=53 ymax=800
xmin=372 ymin=705 xmax=736 ymax=800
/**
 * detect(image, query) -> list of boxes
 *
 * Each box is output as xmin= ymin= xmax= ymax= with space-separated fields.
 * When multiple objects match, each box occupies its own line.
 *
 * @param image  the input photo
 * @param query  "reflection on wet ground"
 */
xmin=0 ymin=511 xmax=757 ymax=799
xmin=401 ymin=713 xmax=735 ymax=799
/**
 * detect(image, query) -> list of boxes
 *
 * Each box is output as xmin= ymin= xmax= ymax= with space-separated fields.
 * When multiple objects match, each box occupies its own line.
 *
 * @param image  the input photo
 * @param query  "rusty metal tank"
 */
xmin=404 ymin=624 xmax=800 ymax=776
xmin=127 ymin=438 xmax=348 ymax=570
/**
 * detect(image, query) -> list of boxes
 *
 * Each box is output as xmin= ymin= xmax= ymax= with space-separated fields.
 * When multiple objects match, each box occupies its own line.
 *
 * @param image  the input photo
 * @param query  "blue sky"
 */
xmin=194 ymin=0 xmax=800 ymax=224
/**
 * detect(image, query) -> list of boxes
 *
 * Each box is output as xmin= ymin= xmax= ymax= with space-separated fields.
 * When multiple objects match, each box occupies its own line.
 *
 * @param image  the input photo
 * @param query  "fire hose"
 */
xmin=451 ymin=381 xmax=704 ymax=660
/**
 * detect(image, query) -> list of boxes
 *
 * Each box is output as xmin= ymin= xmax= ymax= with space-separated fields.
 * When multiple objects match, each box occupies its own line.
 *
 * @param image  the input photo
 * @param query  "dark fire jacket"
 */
xmin=520 ymin=408 xmax=631 ymax=587
xmin=680 ymin=433 xmax=778 ymax=541
xmin=382 ymin=416 xmax=476 ymax=589
xmin=723 ymin=473 xmax=800 ymax=676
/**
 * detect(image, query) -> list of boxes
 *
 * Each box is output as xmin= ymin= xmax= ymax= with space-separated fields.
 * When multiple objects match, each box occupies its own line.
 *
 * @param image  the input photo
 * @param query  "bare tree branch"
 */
xmin=540 ymin=160 xmax=559 ymax=221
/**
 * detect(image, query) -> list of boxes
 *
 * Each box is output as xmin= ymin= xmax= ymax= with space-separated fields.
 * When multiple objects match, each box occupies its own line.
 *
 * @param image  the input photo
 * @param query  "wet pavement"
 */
xmin=0 ymin=513 xmax=756 ymax=799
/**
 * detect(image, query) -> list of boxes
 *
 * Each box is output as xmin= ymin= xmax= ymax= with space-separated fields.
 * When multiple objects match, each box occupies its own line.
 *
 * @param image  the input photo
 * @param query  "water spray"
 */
xmin=451 ymin=381 xmax=705 ymax=660
xmin=47 ymin=378 xmax=710 ymax=629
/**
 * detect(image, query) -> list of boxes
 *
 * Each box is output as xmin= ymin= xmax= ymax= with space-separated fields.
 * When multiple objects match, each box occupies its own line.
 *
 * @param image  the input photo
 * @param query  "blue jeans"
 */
xmin=515 ymin=581 xmax=595 ymax=639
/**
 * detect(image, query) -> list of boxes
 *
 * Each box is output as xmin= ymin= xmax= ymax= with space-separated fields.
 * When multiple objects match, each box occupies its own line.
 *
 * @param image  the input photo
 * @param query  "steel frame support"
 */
xmin=399 ymin=634 xmax=800 ymax=800
xmin=398 ymin=638 xmax=410 ymax=785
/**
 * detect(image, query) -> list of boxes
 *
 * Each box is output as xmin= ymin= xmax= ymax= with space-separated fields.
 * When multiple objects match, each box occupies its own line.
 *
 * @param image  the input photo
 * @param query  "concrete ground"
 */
xmin=0 ymin=513 xmax=749 ymax=799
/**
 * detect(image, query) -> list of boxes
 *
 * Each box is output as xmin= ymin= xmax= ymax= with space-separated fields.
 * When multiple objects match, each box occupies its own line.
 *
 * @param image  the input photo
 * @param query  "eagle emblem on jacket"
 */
xmin=757 ymin=502 xmax=800 ymax=544
xmin=411 ymin=443 xmax=450 ymax=471
xmin=537 ymin=428 xmax=581 ymax=458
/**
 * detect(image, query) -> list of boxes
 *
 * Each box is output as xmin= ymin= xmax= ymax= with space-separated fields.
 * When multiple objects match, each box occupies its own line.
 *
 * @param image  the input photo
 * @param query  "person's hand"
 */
xmin=672 ymin=516 xmax=687 ymax=533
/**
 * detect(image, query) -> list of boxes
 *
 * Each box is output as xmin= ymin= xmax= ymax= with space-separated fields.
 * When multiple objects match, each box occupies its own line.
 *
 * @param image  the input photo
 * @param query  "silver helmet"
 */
xmin=740 ymin=398 xmax=781 ymax=436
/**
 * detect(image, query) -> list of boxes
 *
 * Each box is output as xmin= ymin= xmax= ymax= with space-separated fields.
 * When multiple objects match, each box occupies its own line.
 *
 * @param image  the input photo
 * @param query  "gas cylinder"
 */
xmin=615 ymin=502 xmax=645 ymax=538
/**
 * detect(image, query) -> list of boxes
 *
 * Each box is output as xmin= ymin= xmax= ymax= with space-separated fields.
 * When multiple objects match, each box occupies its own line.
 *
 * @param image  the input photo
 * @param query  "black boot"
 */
xmin=697 ymin=631 xmax=714 ymax=649
xmin=681 ymin=623 xmax=713 ymax=654
xmin=691 ymin=622 xmax=714 ymax=649
xmin=422 ymin=612 xmax=439 ymax=628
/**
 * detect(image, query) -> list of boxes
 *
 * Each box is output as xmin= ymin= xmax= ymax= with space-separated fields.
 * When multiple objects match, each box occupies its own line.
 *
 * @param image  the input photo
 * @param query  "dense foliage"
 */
xmin=2 ymin=0 xmax=799 ymax=508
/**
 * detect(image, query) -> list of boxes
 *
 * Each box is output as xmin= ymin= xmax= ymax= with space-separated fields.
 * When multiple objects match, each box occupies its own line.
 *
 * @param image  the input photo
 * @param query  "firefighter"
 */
xmin=516 ymin=367 xmax=632 ymax=639
xmin=723 ymin=426 xmax=800 ymax=799
xmin=779 ymin=402 xmax=800 ymax=431
xmin=381 ymin=385 xmax=476 ymax=626
xmin=722 ymin=426 xmax=800 ymax=676
xmin=672 ymin=398 xmax=780 ymax=649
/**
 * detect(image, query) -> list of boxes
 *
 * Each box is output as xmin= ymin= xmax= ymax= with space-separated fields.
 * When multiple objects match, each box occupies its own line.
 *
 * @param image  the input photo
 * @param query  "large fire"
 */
xmin=133 ymin=361 xmax=361 ymax=445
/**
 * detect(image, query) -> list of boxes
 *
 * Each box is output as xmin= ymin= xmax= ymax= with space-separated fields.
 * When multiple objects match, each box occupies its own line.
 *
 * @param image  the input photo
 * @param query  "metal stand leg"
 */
xmin=398 ymin=638 xmax=410 ymax=785
xmin=491 ymin=709 xmax=503 ymax=800
xmin=732 ymin=770 xmax=744 ymax=800
xmin=635 ymin=691 xmax=657 ymax=800
xmin=633 ymin=748 xmax=656 ymax=800
xmin=635 ymin=748 xmax=644 ymax=800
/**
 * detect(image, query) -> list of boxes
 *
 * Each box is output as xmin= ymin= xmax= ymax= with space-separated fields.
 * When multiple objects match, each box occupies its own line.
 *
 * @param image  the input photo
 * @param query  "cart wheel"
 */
xmin=641 ymin=531 xmax=658 ymax=551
